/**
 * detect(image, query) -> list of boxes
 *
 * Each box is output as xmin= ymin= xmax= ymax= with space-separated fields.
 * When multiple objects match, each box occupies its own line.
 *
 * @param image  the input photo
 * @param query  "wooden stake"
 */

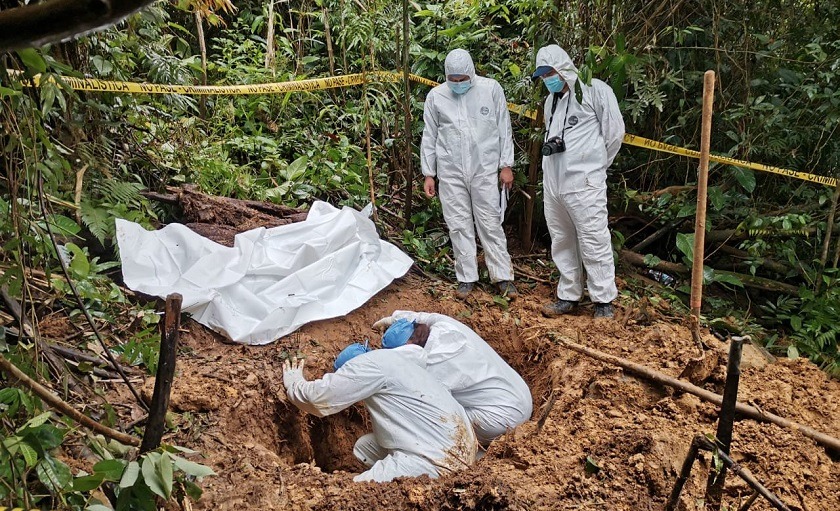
xmin=553 ymin=334 xmax=840 ymax=453
xmin=705 ymin=336 xmax=745 ymax=509
xmin=140 ymin=293 xmax=182 ymax=453
xmin=0 ymin=354 xmax=140 ymax=446
xmin=664 ymin=435 xmax=703 ymax=511
xmin=691 ymin=70 xmax=715 ymax=346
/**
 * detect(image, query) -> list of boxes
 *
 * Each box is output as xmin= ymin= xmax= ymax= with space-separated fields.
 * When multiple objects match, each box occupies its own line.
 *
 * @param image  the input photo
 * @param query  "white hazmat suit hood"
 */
xmin=420 ymin=49 xmax=515 ymax=284
xmin=445 ymin=48 xmax=476 ymax=81
xmin=535 ymin=44 xmax=625 ymax=305
xmin=535 ymin=45 xmax=579 ymax=91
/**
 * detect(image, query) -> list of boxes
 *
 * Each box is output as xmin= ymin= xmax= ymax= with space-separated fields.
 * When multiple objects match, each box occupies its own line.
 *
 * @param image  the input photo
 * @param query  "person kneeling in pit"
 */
xmin=374 ymin=311 xmax=533 ymax=448
xmin=282 ymin=342 xmax=477 ymax=483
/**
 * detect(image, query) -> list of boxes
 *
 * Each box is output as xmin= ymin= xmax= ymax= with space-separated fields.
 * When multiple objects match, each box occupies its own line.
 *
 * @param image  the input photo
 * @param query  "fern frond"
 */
xmin=80 ymin=200 xmax=113 ymax=245
xmin=101 ymin=180 xmax=143 ymax=206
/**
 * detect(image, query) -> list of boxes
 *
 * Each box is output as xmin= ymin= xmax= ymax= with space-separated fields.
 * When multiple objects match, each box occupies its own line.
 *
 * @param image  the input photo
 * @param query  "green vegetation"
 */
xmin=1 ymin=0 xmax=839 ymax=507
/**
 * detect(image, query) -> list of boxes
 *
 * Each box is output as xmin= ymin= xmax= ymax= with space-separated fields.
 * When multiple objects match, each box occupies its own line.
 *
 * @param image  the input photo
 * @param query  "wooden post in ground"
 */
xmin=140 ymin=293 xmax=182 ymax=453
xmin=705 ymin=336 xmax=745 ymax=509
xmin=690 ymin=70 xmax=715 ymax=348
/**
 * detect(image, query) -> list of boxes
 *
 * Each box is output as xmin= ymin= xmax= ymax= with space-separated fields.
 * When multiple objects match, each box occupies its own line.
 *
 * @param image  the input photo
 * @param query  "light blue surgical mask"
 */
xmin=543 ymin=74 xmax=565 ymax=94
xmin=448 ymin=80 xmax=472 ymax=95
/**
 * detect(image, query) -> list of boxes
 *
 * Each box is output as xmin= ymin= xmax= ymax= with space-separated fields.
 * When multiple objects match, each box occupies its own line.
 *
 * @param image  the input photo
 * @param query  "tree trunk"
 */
xmin=195 ymin=10 xmax=207 ymax=118
xmin=322 ymin=5 xmax=334 ymax=74
xmin=400 ymin=0 xmax=413 ymax=226
xmin=521 ymin=109 xmax=544 ymax=250
xmin=265 ymin=0 xmax=276 ymax=70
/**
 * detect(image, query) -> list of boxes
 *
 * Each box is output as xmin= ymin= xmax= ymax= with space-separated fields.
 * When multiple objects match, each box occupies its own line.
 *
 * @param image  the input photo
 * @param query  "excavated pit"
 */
xmin=121 ymin=275 xmax=839 ymax=510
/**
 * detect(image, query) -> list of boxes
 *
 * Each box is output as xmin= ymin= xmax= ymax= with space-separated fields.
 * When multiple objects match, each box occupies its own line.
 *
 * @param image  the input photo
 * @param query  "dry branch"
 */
xmin=552 ymin=335 xmax=840 ymax=453
xmin=1 ymin=285 xmax=82 ymax=394
xmin=619 ymin=249 xmax=800 ymax=295
xmin=0 ymin=354 xmax=140 ymax=446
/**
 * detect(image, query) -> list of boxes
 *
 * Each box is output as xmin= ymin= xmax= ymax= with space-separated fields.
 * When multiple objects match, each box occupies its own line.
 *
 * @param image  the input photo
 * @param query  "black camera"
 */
xmin=541 ymin=136 xmax=566 ymax=156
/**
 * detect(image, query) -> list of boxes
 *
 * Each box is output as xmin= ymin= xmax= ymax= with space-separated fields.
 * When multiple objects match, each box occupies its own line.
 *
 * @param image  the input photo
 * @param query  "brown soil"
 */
xmin=122 ymin=274 xmax=839 ymax=511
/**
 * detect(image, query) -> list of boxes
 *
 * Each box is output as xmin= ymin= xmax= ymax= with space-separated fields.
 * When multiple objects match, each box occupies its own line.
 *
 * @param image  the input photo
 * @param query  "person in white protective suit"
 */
xmin=420 ymin=48 xmax=518 ymax=300
xmin=531 ymin=44 xmax=625 ymax=319
xmin=282 ymin=342 xmax=477 ymax=483
xmin=374 ymin=311 xmax=533 ymax=446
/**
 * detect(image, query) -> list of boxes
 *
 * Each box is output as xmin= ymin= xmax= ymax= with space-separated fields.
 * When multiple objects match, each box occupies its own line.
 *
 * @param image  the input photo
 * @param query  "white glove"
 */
xmin=372 ymin=315 xmax=396 ymax=331
xmin=282 ymin=357 xmax=305 ymax=389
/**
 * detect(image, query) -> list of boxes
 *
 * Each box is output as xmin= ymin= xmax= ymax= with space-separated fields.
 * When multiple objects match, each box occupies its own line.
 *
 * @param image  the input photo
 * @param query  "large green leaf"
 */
xmin=676 ymin=233 xmax=695 ymax=264
xmin=64 ymin=242 xmax=91 ymax=278
xmin=94 ymin=458 xmax=127 ymax=482
xmin=28 ymin=423 xmax=65 ymax=450
xmin=732 ymin=167 xmax=756 ymax=193
xmin=119 ymin=461 xmax=141 ymax=488
xmin=47 ymin=214 xmax=82 ymax=237
xmin=171 ymin=455 xmax=216 ymax=478
xmin=36 ymin=454 xmax=73 ymax=492
xmin=72 ymin=473 xmax=107 ymax=492
xmin=18 ymin=441 xmax=39 ymax=468
xmin=23 ymin=411 xmax=53 ymax=429
xmin=17 ymin=48 xmax=47 ymax=73
xmin=714 ymin=272 xmax=744 ymax=287
xmin=141 ymin=452 xmax=172 ymax=500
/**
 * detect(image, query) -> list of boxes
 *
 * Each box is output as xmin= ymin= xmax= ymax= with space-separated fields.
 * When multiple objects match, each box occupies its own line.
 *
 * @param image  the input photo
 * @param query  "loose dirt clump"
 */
xmin=121 ymin=274 xmax=839 ymax=510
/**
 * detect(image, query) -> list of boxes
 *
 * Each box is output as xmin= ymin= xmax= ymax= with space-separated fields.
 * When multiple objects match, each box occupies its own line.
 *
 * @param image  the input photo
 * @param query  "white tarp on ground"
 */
xmin=116 ymin=201 xmax=413 ymax=345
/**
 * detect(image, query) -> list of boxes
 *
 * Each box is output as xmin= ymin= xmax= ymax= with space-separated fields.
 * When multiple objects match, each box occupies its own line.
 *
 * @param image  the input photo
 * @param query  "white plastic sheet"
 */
xmin=116 ymin=201 xmax=413 ymax=345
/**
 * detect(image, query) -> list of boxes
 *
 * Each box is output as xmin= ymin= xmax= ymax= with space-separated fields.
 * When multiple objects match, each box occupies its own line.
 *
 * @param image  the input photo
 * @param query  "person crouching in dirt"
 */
xmin=374 ymin=311 xmax=533 ymax=449
xmin=282 ymin=342 xmax=477 ymax=483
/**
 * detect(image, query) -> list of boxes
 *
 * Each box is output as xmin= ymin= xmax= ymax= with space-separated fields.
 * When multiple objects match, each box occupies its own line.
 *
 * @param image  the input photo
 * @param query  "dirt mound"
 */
xmin=134 ymin=274 xmax=839 ymax=510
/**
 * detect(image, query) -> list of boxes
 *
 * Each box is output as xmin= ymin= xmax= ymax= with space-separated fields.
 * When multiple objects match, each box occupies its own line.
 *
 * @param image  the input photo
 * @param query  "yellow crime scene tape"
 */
xmin=17 ymin=70 xmax=836 ymax=188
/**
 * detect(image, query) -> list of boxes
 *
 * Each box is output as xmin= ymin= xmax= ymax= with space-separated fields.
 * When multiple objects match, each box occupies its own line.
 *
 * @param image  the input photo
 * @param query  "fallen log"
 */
xmin=141 ymin=185 xmax=308 ymax=244
xmin=0 ymin=354 xmax=140 ymax=446
xmin=552 ymin=334 xmax=840 ymax=453
xmin=619 ymin=249 xmax=800 ymax=295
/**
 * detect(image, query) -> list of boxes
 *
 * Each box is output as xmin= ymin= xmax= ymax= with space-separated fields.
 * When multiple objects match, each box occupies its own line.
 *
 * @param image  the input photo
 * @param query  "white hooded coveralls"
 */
xmin=420 ymin=49 xmax=515 ymax=284
xmin=389 ymin=311 xmax=532 ymax=445
xmin=284 ymin=348 xmax=477 ymax=483
xmin=536 ymin=45 xmax=625 ymax=304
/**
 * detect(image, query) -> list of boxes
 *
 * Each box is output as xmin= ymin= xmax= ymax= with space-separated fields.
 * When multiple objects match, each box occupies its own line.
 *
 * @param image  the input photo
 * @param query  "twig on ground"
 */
xmin=0 ymin=353 xmax=140 ymax=446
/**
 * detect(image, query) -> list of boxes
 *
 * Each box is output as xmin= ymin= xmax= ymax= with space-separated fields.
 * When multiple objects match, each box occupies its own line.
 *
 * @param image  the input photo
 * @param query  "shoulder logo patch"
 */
xmin=480 ymin=106 xmax=490 ymax=115
xmin=568 ymin=115 xmax=579 ymax=126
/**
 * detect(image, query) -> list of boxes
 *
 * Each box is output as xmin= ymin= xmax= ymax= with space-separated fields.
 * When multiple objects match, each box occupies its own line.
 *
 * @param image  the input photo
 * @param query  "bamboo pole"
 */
xmin=553 ymin=335 xmax=840 ymax=453
xmin=0 ymin=354 xmax=140 ymax=446
xmin=690 ymin=70 xmax=715 ymax=345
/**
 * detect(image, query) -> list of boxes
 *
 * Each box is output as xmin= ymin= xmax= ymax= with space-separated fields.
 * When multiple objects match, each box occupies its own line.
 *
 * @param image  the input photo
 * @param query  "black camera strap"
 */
xmin=545 ymin=90 xmax=571 ymax=143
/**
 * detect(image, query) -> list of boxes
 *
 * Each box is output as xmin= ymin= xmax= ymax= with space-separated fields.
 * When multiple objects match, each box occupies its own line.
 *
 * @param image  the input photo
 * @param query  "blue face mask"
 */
xmin=543 ymin=74 xmax=566 ymax=94
xmin=448 ymin=80 xmax=472 ymax=95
